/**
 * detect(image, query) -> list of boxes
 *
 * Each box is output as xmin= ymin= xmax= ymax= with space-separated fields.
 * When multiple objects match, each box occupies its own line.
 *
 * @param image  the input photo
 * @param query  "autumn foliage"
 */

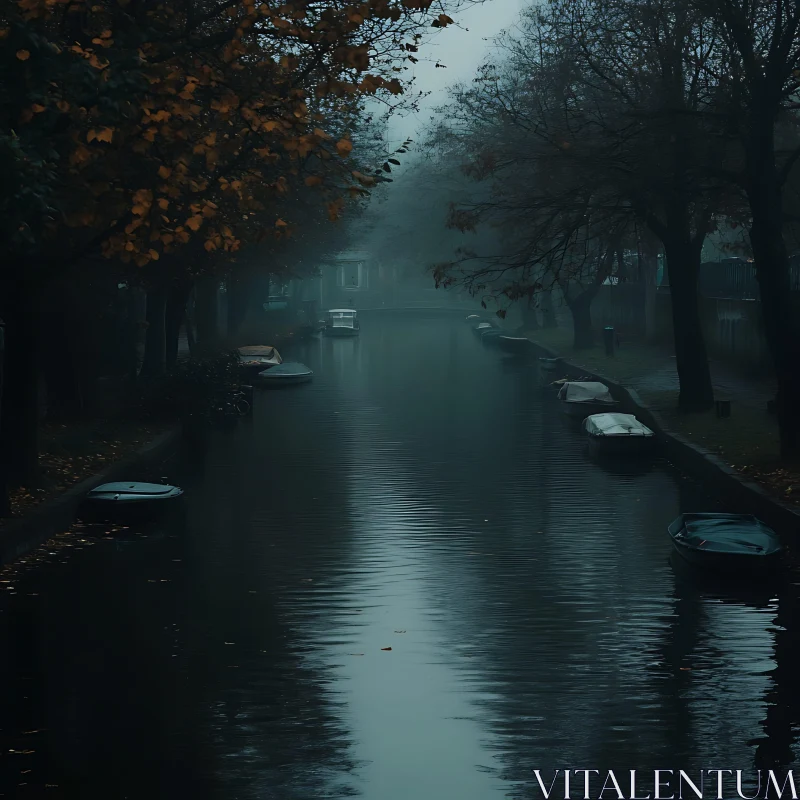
xmin=1 ymin=0 xmax=447 ymax=272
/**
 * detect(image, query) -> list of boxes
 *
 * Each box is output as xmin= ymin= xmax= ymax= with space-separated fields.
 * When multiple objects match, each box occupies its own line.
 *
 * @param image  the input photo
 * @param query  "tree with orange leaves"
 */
xmin=0 ymin=0 xmax=458 ymax=494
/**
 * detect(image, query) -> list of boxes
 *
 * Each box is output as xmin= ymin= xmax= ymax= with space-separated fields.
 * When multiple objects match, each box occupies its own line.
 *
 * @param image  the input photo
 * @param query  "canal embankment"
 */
xmin=523 ymin=327 xmax=800 ymax=534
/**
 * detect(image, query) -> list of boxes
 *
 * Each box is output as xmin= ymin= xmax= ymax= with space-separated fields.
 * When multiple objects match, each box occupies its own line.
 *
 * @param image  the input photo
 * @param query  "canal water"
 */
xmin=1 ymin=312 xmax=798 ymax=799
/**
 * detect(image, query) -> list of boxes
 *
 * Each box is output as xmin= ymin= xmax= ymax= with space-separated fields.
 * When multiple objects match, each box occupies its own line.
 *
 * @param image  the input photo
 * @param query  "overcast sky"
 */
xmin=384 ymin=0 xmax=526 ymax=149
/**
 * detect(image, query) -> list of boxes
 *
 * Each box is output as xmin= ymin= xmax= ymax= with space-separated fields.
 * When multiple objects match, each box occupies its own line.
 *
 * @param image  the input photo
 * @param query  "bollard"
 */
xmin=715 ymin=399 xmax=731 ymax=418
xmin=603 ymin=326 xmax=615 ymax=356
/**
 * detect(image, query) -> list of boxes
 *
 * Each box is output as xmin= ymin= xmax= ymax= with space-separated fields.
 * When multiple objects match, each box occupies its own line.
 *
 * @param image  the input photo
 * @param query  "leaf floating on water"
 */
xmin=381 ymin=647 xmax=392 ymax=651
xmin=350 ymin=653 xmax=364 ymax=656
xmin=394 ymin=630 xmax=407 ymax=634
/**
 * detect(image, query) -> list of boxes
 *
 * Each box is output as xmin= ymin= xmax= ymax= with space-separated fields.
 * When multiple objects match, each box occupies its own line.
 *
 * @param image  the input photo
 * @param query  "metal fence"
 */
xmin=697 ymin=258 xmax=800 ymax=299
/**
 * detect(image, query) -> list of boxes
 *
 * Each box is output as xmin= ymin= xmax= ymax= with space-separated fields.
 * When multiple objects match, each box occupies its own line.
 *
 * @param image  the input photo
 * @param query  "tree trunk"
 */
xmin=663 ymin=239 xmax=714 ymax=411
xmin=521 ymin=296 xmax=539 ymax=331
xmin=226 ymin=276 xmax=250 ymax=338
xmin=41 ymin=307 xmax=84 ymax=420
xmin=640 ymin=245 xmax=659 ymax=344
xmin=140 ymin=287 xmax=167 ymax=378
xmin=194 ymin=276 xmax=219 ymax=354
xmin=747 ymin=182 xmax=800 ymax=459
xmin=0 ymin=279 xmax=43 ymax=491
xmin=540 ymin=288 xmax=557 ymax=328
xmin=165 ymin=282 xmax=191 ymax=371
xmin=566 ymin=289 xmax=596 ymax=349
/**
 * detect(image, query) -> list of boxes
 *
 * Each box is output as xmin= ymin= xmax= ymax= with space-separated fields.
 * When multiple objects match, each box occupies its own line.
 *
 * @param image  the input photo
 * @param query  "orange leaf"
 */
xmin=186 ymin=215 xmax=203 ymax=232
xmin=304 ymin=175 xmax=322 ymax=187
xmin=157 ymin=198 xmax=169 ymax=210
xmin=158 ymin=165 xmax=172 ymax=179
xmin=16 ymin=50 xmax=30 ymax=61
xmin=336 ymin=138 xmax=353 ymax=157
xmin=148 ymin=249 xmax=159 ymax=260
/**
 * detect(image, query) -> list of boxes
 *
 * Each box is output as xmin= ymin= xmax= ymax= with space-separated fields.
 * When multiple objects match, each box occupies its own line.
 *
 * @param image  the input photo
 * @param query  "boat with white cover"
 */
xmin=237 ymin=345 xmax=282 ymax=374
xmin=557 ymin=381 xmax=619 ymax=418
xmin=323 ymin=309 xmax=360 ymax=337
xmin=583 ymin=412 xmax=655 ymax=454
xmin=257 ymin=361 xmax=313 ymax=385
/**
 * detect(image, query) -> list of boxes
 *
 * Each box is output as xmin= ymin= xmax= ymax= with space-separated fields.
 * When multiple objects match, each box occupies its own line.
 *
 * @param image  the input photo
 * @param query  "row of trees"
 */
xmin=428 ymin=0 xmax=800 ymax=460
xmin=0 ymin=0 xmax=459 ymax=503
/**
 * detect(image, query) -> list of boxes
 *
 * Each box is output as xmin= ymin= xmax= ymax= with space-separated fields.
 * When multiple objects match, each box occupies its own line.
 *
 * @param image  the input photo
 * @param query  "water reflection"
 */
xmin=0 ymin=312 xmax=798 ymax=799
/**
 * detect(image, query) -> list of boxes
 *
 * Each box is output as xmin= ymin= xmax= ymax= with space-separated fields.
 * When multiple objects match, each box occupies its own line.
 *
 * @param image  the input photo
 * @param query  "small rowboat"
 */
xmin=558 ymin=381 xmax=619 ymax=418
xmin=79 ymin=480 xmax=184 ymax=522
xmin=668 ymin=513 xmax=783 ymax=574
xmin=496 ymin=335 xmax=532 ymax=354
xmin=257 ymin=361 xmax=313 ymax=386
xmin=583 ymin=413 xmax=656 ymax=455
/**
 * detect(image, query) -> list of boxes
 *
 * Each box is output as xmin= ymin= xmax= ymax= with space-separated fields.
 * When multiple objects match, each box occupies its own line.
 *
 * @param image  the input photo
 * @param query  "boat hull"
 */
xmin=324 ymin=327 xmax=359 ymax=337
xmin=78 ymin=493 xmax=184 ymax=524
xmin=259 ymin=374 xmax=313 ymax=386
xmin=561 ymin=399 xmax=620 ymax=418
xmin=587 ymin=434 xmax=656 ymax=456
xmin=497 ymin=336 xmax=532 ymax=354
xmin=671 ymin=540 xmax=782 ymax=575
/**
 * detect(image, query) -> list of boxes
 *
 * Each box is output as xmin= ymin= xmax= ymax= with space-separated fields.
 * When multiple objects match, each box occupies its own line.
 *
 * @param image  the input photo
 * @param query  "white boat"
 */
xmin=257 ymin=361 xmax=313 ymax=385
xmin=583 ymin=413 xmax=655 ymax=454
xmin=557 ymin=381 xmax=619 ymax=418
xmin=238 ymin=345 xmax=282 ymax=373
xmin=324 ymin=309 xmax=360 ymax=336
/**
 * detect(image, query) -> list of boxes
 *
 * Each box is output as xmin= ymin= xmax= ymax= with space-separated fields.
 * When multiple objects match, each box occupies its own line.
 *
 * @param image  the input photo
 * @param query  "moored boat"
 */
xmin=668 ymin=513 xmax=783 ymax=574
xmin=497 ymin=335 xmax=532 ymax=354
xmin=324 ymin=309 xmax=360 ymax=336
xmin=79 ymin=480 xmax=184 ymax=522
xmin=472 ymin=321 xmax=496 ymax=337
xmin=557 ymin=381 xmax=619 ymax=418
xmin=257 ymin=361 xmax=313 ymax=385
xmin=479 ymin=327 xmax=504 ymax=344
xmin=583 ymin=412 xmax=655 ymax=455
xmin=237 ymin=345 xmax=282 ymax=374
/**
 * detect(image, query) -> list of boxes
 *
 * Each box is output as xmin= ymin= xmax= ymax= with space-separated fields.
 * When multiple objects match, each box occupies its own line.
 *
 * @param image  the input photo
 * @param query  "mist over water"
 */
xmin=0 ymin=313 xmax=796 ymax=799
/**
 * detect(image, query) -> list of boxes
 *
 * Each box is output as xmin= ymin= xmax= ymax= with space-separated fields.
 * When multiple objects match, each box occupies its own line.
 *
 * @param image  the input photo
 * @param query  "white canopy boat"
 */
xmin=323 ymin=309 xmax=360 ymax=337
xmin=583 ymin=412 xmax=655 ymax=454
xmin=557 ymin=381 xmax=619 ymax=418
xmin=257 ymin=361 xmax=313 ymax=385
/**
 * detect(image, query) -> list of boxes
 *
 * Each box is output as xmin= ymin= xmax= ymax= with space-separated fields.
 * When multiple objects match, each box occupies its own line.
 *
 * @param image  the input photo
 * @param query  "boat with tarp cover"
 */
xmin=237 ymin=345 xmax=282 ymax=375
xmin=558 ymin=381 xmax=619 ymax=418
xmin=583 ymin=412 xmax=655 ymax=454
xmin=79 ymin=480 xmax=184 ymax=522
xmin=668 ymin=513 xmax=783 ymax=574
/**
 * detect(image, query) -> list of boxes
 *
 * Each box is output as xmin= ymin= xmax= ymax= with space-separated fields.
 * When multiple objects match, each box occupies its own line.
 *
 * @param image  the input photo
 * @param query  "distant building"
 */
xmin=314 ymin=250 xmax=474 ymax=310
